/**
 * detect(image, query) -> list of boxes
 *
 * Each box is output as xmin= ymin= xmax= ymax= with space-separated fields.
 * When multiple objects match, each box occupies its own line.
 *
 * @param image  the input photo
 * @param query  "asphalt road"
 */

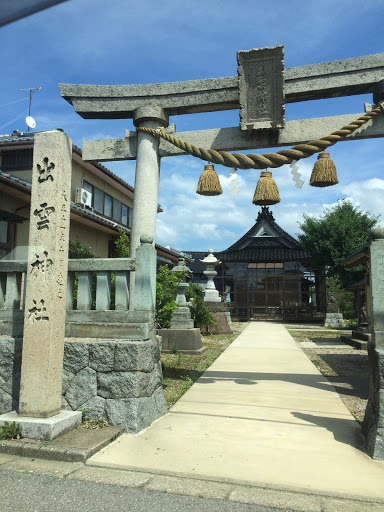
xmin=0 ymin=471 xmax=292 ymax=512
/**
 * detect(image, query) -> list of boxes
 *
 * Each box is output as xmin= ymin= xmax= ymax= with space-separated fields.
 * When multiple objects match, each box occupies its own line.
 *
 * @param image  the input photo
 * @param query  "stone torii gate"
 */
xmin=59 ymin=46 xmax=384 ymax=458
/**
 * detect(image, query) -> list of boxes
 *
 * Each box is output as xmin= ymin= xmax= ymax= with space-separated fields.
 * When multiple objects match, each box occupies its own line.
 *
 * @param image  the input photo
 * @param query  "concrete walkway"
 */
xmin=89 ymin=323 xmax=384 ymax=501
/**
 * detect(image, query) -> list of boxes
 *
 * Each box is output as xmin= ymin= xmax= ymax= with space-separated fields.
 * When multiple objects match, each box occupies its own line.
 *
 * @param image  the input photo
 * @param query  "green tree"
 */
xmin=68 ymin=240 xmax=96 ymax=308
xmin=326 ymin=276 xmax=355 ymax=319
xmin=114 ymin=230 xmax=130 ymax=257
xmin=69 ymin=240 xmax=96 ymax=259
xmin=185 ymin=283 xmax=215 ymax=328
xmin=298 ymin=200 xmax=378 ymax=287
xmin=156 ymin=265 xmax=183 ymax=328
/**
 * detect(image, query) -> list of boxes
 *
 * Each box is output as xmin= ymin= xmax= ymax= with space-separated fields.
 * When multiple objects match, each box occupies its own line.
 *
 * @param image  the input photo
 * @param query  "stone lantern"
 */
xmin=170 ymin=254 xmax=194 ymax=329
xmin=158 ymin=254 xmax=204 ymax=354
xmin=200 ymin=249 xmax=221 ymax=302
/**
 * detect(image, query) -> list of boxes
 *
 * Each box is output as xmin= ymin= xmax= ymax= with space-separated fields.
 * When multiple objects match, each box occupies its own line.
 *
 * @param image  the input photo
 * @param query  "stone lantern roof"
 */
xmin=171 ymin=254 xmax=193 ymax=275
xmin=200 ymin=249 xmax=221 ymax=266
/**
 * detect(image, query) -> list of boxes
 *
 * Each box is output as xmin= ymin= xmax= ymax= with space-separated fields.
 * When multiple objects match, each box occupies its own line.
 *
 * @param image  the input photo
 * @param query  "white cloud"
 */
xmin=340 ymin=179 xmax=384 ymax=221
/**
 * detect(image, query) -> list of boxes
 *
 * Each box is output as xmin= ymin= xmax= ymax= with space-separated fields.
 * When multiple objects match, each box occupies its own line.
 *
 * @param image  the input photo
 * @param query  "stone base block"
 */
xmin=0 ymin=410 xmax=82 ymax=441
xmin=204 ymin=290 xmax=221 ymax=302
xmin=204 ymin=302 xmax=230 ymax=312
xmin=202 ymin=312 xmax=232 ymax=335
xmin=170 ymin=307 xmax=194 ymax=329
xmin=324 ymin=312 xmax=345 ymax=328
xmin=159 ymin=328 xmax=205 ymax=354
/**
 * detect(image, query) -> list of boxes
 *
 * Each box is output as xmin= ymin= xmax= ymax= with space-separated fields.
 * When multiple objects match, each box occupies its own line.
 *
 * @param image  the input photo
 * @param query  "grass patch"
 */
xmin=290 ymin=328 xmax=369 ymax=423
xmin=287 ymin=329 xmax=351 ymax=341
xmin=161 ymin=322 xmax=248 ymax=408
xmin=0 ymin=421 xmax=22 ymax=440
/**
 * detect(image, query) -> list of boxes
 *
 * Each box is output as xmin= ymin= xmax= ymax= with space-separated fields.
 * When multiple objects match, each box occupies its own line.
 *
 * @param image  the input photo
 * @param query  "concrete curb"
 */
xmin=1 ymin=455 xmax=384 ymax=512
xmin=0 ymin=426 xmax=123 ymax=462
xmin=86 ymin=460 xmax=384 ymax=506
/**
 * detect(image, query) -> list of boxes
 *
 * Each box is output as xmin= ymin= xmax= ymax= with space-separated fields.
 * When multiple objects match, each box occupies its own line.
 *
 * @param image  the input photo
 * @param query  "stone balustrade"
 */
xmin=0 ymin=237 xmax=156 ymax=340
xmin=67 ymin=258 xmax=134 ymax=311
xmin=0 ymin=260 xmax=26 ymax=337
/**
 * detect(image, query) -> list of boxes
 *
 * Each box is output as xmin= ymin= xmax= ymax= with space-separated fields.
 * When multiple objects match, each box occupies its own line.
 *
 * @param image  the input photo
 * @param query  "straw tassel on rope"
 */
xmin=309 ymin=152 xmax=339 ymax=187
xmin=252 ymin=170 xmax=280 ymax=206
xmin=196 ymin=164 xmax=223 ymax=196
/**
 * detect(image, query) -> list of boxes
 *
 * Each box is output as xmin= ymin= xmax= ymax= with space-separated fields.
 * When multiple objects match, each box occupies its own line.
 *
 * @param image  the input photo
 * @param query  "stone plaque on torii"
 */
xmin=59 ymin=45 xmax=384 ymax=456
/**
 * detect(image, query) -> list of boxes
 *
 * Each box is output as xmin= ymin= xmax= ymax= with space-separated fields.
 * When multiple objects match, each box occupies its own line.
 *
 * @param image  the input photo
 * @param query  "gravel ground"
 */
xmin=288 ymin=329 xmax=369 ymax=424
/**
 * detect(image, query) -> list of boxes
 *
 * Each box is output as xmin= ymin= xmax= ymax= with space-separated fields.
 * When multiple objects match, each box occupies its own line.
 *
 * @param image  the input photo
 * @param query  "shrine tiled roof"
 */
xmin=183 ymin=252 xmax=208 ymax=274
xmin=224 ymin=206 xmax=302 ymax=252
xmin=186 ymin=207 xmax=311 ymax=275
xmin=219 ymin=247 xmax=309 ymax=262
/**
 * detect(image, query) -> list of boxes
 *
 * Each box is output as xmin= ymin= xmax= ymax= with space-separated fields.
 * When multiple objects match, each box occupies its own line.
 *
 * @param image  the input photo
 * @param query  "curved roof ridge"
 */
xmin=223 ymin=206 xmax=302 ymax=252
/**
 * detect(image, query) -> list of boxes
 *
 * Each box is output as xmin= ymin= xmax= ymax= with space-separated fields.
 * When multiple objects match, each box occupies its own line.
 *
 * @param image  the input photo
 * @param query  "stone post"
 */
xmin=363 ymin=227 xmax=384 ymax=459
xmin=365 ymin=260 xmax=373 ymax=331
xmin=0 ymin=131 xmax=82 ymax=439
xmin=134 ymin=235 xmax=157 ymax=314
xmin=18 ymin=131 xmax=73 ymax=418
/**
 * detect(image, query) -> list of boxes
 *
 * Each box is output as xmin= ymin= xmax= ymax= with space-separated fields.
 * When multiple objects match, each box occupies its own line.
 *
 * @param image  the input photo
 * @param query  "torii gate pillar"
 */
xmin=131 ymin=106 xmax=169 ymax=257
xmin=129 ymin=107 xmax=168 ymax=307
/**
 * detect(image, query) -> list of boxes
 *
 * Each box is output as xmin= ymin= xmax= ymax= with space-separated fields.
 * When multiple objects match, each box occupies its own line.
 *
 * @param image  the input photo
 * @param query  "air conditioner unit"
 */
xmin=75 ymin=188 xmax=92 ymax=207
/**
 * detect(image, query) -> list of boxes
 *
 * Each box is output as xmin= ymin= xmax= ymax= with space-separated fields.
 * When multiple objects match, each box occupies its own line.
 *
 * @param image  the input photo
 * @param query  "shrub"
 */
xmin=186 ymin=283 xmax=215 ymax=328
xmin=326 ymin=277 xmax=355 ymax=319
xmin=0 ymin=421 xmax=22 ymax=440
xmin=156 ymin=265 xmax=182 ymax=328
xmin=114 ymin=230 xmax=130 ymax=257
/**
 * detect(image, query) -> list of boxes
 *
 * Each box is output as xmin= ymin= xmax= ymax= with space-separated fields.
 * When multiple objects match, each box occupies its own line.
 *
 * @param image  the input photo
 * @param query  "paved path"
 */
xmin=89 ymin=323 xmax=384 ymax=500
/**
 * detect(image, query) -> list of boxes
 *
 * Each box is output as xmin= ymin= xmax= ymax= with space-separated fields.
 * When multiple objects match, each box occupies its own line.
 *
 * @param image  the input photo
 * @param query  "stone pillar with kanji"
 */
xmin=16 ymin=131 xmax=81 ymax=433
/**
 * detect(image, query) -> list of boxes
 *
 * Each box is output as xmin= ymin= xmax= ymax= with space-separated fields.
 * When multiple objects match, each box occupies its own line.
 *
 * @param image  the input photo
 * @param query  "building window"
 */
xmin=94 ymin=187 xmax=104 ymax=214
xmin=0 ymin=220 xmax=12 ymax=259
xmin=113 ymin=198 xmax=122 ymax=222
xmin=82 ymin=180 xmax=130 ymax=226
xmin=83 ymin=180 xmax=93 ymax=195
xmin=1 ymin=149 xmax=33 ymax=171
xmin=104 ymin=194 xmax=112 ymax=218
xmin=122 ymin=205 xmax=128 ymax=226
xmin=0 ymin=220 xmax=9 ymax=246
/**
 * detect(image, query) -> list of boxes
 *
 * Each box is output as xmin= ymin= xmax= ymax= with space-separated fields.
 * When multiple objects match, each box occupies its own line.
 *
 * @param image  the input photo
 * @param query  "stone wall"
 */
xmin=362 ymin=345 xmax=384 ymax=459
xmin=0 ymin=336 xmax=167 ymax=433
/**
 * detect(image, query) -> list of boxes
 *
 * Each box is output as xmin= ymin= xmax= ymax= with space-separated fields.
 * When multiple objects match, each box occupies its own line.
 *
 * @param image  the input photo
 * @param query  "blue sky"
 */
xmin=1 ymin=0 xmax=384 ymax=252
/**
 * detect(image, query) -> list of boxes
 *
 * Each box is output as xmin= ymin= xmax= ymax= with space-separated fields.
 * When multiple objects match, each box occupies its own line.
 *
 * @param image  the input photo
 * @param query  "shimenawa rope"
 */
xmin=136 ymin=102 xmax=384 ymax=170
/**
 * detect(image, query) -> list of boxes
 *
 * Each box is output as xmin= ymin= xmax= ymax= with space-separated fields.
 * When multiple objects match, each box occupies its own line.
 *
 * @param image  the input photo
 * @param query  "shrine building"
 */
xmin=188 ymin=207 xmax=326 ymax=323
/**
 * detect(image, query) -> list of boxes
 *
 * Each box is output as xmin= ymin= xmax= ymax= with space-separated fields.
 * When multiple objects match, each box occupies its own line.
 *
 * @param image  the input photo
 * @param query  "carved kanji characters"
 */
xmin=28 ymin=299 xmax=49 ymax=323
xmin=34 ymin=203 xmax=55 ymax=230
xmin=30 ymin=251 xmax=53 ymax=278
xmin=37 ymin=157 xmax=55 ymax=183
